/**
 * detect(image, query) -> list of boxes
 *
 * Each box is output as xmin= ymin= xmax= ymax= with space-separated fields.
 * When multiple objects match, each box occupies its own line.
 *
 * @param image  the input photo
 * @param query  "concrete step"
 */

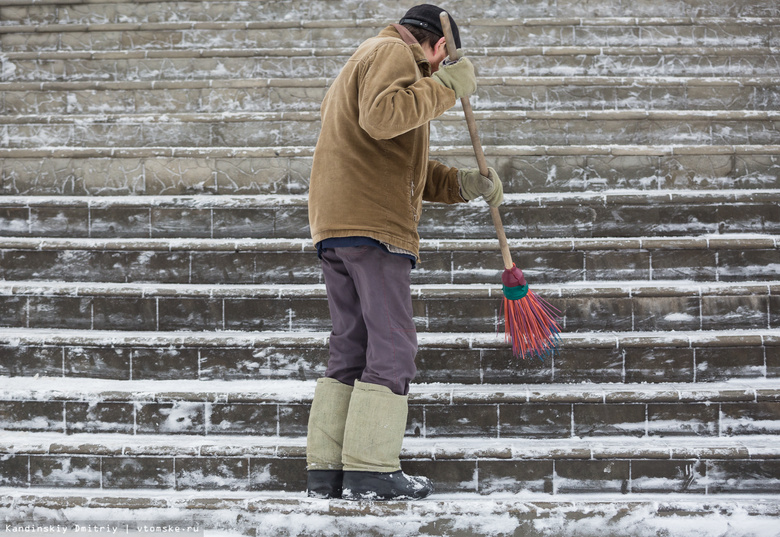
xmin=2 ymin=0 xmax=778 ymax=25
xmin=1 ymin=489 xmax=780 ymax=537
xmin=2 ymin=190 xmax=779 ymax=240
xmin=1 ymin=235 xmax=778 ymax=284
xmin=3 ymin=77 xmax=778 ymax=115
xmin=2 ymin=109 xmax=778 ymax=148
xmin=2 ymin=145 xmax=779 ymax=196
xmin=4 ymin=46 xmax=779 ymax=82
xmin=1 ymin=377 xmax=779 ymax=439
xmin=0 ymin=280 xmax=778 ymax=334
xmin=1 ymin=430 xmax=779 ymax=494
xmin=1 ymin=328 xmax=778 ymax=384
xmin=2 ymin=18 xmax=778 ymax=52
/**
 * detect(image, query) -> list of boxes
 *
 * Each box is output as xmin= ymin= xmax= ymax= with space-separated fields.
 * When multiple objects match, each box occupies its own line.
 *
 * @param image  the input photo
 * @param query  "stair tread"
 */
xmin=5 ymin=430 xmax=780 ymax=459
xmin=1 ymin=326 xmax=778 ymax=346
xmin=3 ymin=375 xmax=779 ymax=402
xmin=2 ymin=279 xmax=778 ymax=298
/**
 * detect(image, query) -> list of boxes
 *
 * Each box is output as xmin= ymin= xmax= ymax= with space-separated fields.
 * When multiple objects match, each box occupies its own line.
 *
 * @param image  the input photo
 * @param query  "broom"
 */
xmin=439 ymin=13 xmax=561 ymax=359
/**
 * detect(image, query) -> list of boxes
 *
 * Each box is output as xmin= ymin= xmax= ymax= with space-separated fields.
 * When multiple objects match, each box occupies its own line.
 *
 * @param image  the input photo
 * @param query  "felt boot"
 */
xmin=306 ymin=377 xmax=353 ymax=498
xmin=340 ymin=380 xmax=433 ymax=501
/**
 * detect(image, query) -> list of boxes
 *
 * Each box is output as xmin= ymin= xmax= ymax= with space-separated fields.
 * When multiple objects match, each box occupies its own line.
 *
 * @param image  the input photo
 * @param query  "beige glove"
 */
xmin=431 ymin=56 xmax=476 ymax=99
xmin=457 ymin=167 xmax=504 ymax=207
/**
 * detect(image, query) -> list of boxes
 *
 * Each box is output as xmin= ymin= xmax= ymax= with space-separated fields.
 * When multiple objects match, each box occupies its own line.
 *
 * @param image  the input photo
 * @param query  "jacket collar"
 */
xmin=378 ymin=24 xmax=432 ymax=77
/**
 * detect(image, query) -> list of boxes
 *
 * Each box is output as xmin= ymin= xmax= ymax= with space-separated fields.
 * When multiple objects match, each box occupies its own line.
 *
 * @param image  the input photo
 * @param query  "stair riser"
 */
xmin=2 ymin=153 xmax=779 ymax=196
xmin=6 ymin=53 xmax=780 ymax=82
xmin=3 ymin=24 xmax=777 ymax=52
xmin=4 ymin=117 xmax=778 ymax=148
xmin=1 ymin=397 xmax=778 ymax=438
xmin=0 ymin=293 xmax=776 ymax=333
xmin=0 ymin=453 xmax=778 ymax=494
xmin=5 ymin=84 xmax=778 ymax=115
xmin=3 ymin=0 xmax=778 ymax=25
xmin=1 ymin=342 xmax=777 ymax=384
xmin=3 ymin=202 xmax=780 ymax=239
xmin=2 ymin=246 xmax=778 ymax=284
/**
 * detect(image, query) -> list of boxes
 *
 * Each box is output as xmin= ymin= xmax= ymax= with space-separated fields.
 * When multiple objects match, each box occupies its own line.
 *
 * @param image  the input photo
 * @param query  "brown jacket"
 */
xmin=308 ymin=25 xmax=466 ymax=259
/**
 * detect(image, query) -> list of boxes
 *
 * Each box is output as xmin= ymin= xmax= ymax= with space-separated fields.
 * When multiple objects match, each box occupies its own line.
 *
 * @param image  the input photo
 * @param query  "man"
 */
xmin=306 ymin=4 xmax=503 ymax=501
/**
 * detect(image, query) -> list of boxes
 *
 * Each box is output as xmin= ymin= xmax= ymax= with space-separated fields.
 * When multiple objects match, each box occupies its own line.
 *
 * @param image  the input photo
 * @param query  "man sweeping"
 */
xmin=306 ymin=4 xmax=503 ymax=501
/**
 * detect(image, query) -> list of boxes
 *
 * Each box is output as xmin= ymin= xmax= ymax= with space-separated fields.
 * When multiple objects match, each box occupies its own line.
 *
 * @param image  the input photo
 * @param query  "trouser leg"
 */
xmin=321 ymin=246 xmax=417 ymax=396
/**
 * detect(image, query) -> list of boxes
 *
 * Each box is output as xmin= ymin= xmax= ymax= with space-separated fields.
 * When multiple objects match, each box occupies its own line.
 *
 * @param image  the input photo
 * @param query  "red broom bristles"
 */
xmin=501 ymin=265 xmax=561 ymax=359
xmin=503 ymin=292 xmax=561 ymax=359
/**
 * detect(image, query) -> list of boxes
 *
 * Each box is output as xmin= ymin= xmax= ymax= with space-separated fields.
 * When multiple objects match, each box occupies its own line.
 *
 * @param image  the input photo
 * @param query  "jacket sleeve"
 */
xmin=358 ymin=42 xmax=456 ymax=140
xmin=424 ymin=160 xmax=467 ymax=204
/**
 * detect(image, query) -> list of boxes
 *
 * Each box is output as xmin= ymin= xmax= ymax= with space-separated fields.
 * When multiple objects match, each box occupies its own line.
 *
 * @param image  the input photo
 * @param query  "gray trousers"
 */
xmin=320 ymin=246 xmax=418 ymax=396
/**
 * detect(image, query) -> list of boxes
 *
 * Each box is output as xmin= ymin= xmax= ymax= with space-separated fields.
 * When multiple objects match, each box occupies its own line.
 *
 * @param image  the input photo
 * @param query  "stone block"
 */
xmin=136 ymin=402 xmax=206 ymax=435
xmin=499 ymin=403 xmax=571 ymax=438
xmin=102 ymin=457 xmax=176 ymax=489
xmin=0 ymin=401 xmax=64 ymax=432
xmin=631 ymin=460 xmax=706 ymax=493
xmin=0 ymin=345 xmax=63 ymax=377
xmin=647 ymin=404 xmax=718 ymax=436
xmin=267 ymin=347 xmax=328 ymax=381
xmin=402 ymin=459 xmax=477 ymax=493
xmin=190 ymin=252 xmax=257 ymax=285
xmin=158 ymin=297 xmax=223 ymax=331
xmin=695 ymin=346 xmax=766 ymax=381
xmin=585 ymin=250 xmax=650 ymax=281
xmin=84 ymin=158 xmax=146 ymax=196
xmin=558 ymin=296 xmax=633 ymax=332
xmin=0 ymin=207 xmax=31 ymax=237
xmin=574 ymin=404 xmax=646 ymax=437
xmin=144 ymin=158 xmax=217 ymax=196
xmin=480 ymin=348 xmax=554 ymax=384
xmin=125 ymin=251 xmax=191 ymax=284
xmin=0 ymin=296 xmax=26 ymax=328
xmin=27 ymin=296 xmax=92 ymax=330
xmin=555 ymin=348 xmax=624 ymax=383
xmin=249 ymin=457 xmax=306 ymax=491
xmin=707 ymin=460 xmax=780 ymax=493
xmin=200 ymin=347 xmax=271 ymax=380
xmin=176 ymin=457 xmax=249 ymax=490
xmin=720 ymin=402 xmax=780 ymax=436
xmin=224 ymin=298 xmax=330 ymax=332
xmin=30 ymin=456 xmax=102 ymax=488
xmin=555 ymin=460 xmax=629 ymax=493
xmin=479 ymin=460 xmax=554 ymax=494
xmin=0 ymin=455 xmax=29 ymax=487
xmin=652 ymin=249 xmax=717 ymax=281
xmin=634 ymin=296 xmax=701 ymax=331
xmin=279 ymin=404 xmax=308 ymax=437
xmin=416 ymin=348 xmax=486 ymax=385
xmin=66 ymin=402 xmax=134 ymax=434
xmin=209 ymin=403 xmax=278 ymax=436
xmin=212 ymin=208 xmax=276 ymax=239
xmin=65 ymin=347 xmax=131 ymax=380
xmin=150 ymin=208 xmax=213 ymax=238
xmin=90 ymin=207 xmax=152 ymax=238
xmin=624 ymin=346 xmax=694 ymax=383
xmin=424 ymin=404 xmax=498 ymax=438
xmin=701 ymin=295 xmax=769 ymax=330
xmin=93 ymin=297 xmax=158 ymax=331
xmin=133 ymin=348 xmax=200 ymax=380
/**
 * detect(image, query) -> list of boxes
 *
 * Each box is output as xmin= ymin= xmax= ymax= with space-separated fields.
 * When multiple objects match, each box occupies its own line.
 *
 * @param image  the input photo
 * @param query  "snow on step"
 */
xmin=2 ymin=488 xmax=780 ymax=537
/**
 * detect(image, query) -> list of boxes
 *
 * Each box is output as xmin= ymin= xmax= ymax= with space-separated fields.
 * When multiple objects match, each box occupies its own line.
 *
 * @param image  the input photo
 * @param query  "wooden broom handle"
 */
xmin=439 ymin=13 xmax=514 ymax=270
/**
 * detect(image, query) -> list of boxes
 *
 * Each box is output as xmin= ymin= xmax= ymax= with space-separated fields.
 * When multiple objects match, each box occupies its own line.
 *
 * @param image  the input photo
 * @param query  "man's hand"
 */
xmin=457 ymin=167 xmax=504 ymax=207
xmin=432 ymin=56 xmax=476 ymax=99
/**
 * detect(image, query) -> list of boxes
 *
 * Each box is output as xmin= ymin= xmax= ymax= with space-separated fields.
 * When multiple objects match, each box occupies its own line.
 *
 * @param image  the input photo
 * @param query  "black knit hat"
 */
xmin=399 ymin=4 xmax=461 ymax=49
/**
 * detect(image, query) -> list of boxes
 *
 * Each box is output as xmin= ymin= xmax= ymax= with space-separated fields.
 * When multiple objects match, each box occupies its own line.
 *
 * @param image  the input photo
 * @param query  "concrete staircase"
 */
xmin=1 ymin=0 xmax=780 ymax=535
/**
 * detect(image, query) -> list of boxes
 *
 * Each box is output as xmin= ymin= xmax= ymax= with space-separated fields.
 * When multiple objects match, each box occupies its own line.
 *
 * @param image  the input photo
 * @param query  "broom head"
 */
xmin=501 ymin=264 xmax=561 ymax=359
